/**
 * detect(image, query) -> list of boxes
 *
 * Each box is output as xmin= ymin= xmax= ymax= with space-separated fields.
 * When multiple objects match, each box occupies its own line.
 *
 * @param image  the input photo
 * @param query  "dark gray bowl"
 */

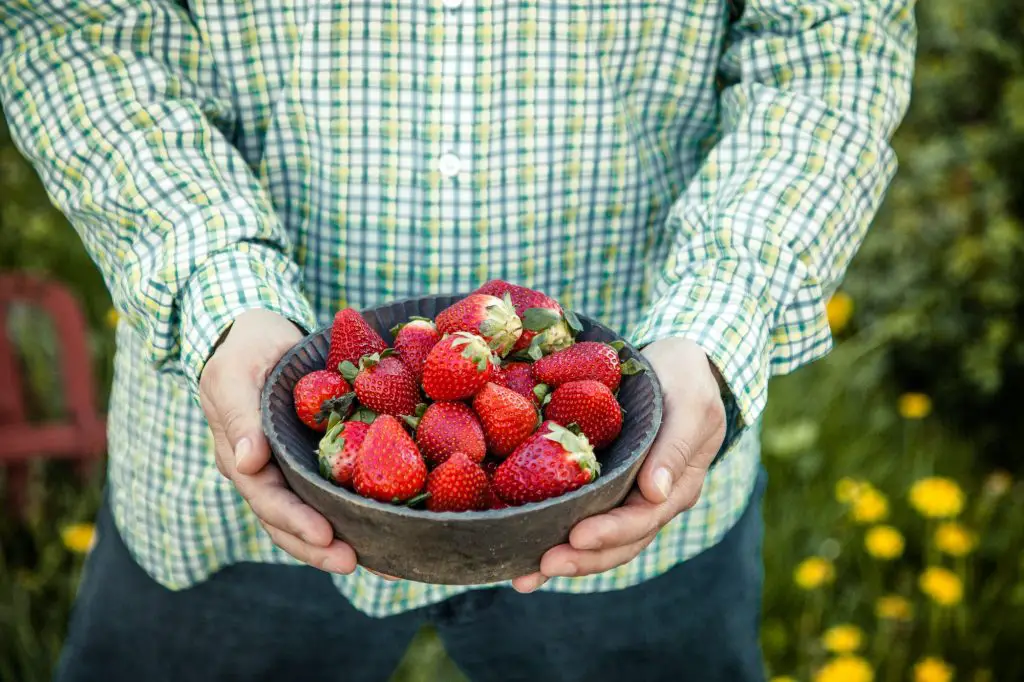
xmin=261 ymin=294 xmax=663 ymax=585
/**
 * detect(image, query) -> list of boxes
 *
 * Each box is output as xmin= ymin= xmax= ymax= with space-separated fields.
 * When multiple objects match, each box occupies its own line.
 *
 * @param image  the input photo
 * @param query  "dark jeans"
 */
xmin=54 ymin=468 xmax=767 ymax=682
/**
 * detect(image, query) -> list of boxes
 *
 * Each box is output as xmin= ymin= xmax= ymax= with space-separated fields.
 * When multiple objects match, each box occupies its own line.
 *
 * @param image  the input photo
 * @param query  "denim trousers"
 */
xmin=54 ymin=468 xmax=767 ymax=682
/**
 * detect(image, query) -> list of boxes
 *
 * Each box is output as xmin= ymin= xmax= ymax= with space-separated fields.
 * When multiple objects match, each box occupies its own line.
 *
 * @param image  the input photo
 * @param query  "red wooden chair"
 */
xmin=0 ymin=272 xmax=106 ymax=515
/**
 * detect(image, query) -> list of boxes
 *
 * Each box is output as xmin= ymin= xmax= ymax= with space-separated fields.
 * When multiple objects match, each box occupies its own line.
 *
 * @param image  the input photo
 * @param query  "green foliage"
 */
xmin=843 ymin=0 xmax=1024 ymax=472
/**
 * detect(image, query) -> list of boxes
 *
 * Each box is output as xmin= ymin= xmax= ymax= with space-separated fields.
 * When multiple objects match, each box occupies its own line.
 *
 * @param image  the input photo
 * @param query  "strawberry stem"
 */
xmin=339 ymin=361 xmax=359 ymax=382
xmin=405 ymin=492 xmax=431 ymax=507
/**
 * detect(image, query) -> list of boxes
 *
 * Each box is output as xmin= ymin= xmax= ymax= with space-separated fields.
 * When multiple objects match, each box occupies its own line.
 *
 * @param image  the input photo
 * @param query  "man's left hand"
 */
xmin=511 ymin=337 xmax=727 ymax=593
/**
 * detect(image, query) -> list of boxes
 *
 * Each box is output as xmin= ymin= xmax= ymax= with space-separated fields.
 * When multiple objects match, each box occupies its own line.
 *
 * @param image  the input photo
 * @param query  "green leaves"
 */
xmin=521 ymin=307 xmax=561 ymax=332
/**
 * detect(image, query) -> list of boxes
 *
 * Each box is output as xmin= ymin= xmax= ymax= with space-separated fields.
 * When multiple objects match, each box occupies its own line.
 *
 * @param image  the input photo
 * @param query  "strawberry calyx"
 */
xmin=477 ymin=292 xmax=524 ymax=357
xmin=521 ymin=307 xmax=561 ymax=332
xmin=532 ymin=383 xmax=550 ymax=404
xmin=350 ymin=407 xmax=378 ymax=424
xmin=450 ymin=332 xmax=499 ymax=373
xmin=542 ymin=422 xmax=601 ymax=481
xmin=401 ymin=402 xmax=429 ymax=430
xmin=315 ymin=392 xmax=355 ymax=424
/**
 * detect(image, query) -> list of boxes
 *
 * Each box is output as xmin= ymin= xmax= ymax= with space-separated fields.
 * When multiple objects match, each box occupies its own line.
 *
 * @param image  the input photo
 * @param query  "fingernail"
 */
xmin=654 ymin=467 xmax=672 ymax=501
xmin=234 ymin=438 xmax=251 ymax=468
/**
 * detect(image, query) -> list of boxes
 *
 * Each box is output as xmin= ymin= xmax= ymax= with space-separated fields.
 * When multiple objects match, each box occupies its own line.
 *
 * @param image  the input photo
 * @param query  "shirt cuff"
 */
xmin=629 ymin=274 xmax=772 ymax=464
xmin=178 ymin=242 xmax=317 ymax=398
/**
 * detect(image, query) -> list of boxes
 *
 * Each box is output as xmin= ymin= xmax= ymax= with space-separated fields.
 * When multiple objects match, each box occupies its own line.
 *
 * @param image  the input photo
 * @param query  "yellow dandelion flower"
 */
xmin=919 ymin=567 xmax=963 ymax=607
xmin=795 ymin=557 xmax=835 ymax=590
xmin=875 ymin=594 xmax=913 ymax=621
xmin=909 ymin=477 xmax=964 ymax=519
xmin=914 ymin=657 xmax=954 ymax=682
xmin=864 ymin=525 xmax=904 ymax=560
xmin=105 ymin=307 xmax=120 ymax=328
xmin=826 ymin=292 xmax=854 ymax=334
xmin=814 ymin=655 xmax=874 ymax=682
xmin=898 ymin=392 xmax=932 ymax=420
xmin=934 ymin=522 xmax=977 ymax=557
xmin=61 ymin=523 xmax=96 ymax=554
xmin=851 ymin=487 xmax=888 ymax=524
xmin=822 ymin=624 xmax=864 ymax=653
xmin=835 ymin=477 xmax=864 ymax=504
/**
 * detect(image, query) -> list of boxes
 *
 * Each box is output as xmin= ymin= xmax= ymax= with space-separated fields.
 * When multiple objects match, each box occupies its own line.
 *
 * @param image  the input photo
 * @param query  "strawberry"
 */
xmin=492 ymin=421 xmax=601 ymax=506
xmin=292 ymin=370 xmax=354 ymax=432
xmin=317 ymin=415 xmax=371 ymax=487
xmin=435 ymin=293 xmax=523 ymax=357
xmin=531 ymin=341 xmax=643 ymax=392
xmin=425 ymin=452 xmax=490 ymax=512
xmin=484 ymin=484 xmax=510 ymax=510
xmin=472 ymin=382 xmax=539 ymax=458
xmin=474 ymin=279 xmax=580 ymax=358
xmin=406 ymin=401 xmax=487 ymax=466
xmin=353 ymin=415 xmax=427 ymax=503
xmin=327 ymin=308 xmax=389 ymax=372
xmin=543 ymin=380 xmax=623 ymax=449
xmin=494 ymin=361 xmax=546 ymax=405
xmin=340 ymin=351 xmax=422 ymax=419
xmin=391 ymin=317 xmax=440 ymax=383
xmin=421 ymin=332 xmax=498 ymax=401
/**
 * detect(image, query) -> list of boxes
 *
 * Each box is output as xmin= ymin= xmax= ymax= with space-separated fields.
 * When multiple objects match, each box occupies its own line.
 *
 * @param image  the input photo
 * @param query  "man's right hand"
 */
xmin=198 ymin=309 xmax=357 ymax=574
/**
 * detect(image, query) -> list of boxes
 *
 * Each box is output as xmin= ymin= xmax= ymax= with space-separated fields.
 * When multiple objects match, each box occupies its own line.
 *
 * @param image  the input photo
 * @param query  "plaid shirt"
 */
xmin=0 ymin=0 xmax=914 ymax=617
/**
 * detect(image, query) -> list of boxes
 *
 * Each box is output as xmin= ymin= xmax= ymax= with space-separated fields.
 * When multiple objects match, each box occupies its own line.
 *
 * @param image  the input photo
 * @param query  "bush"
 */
xmin=842 ymin=0 xmax=1024 ymax=473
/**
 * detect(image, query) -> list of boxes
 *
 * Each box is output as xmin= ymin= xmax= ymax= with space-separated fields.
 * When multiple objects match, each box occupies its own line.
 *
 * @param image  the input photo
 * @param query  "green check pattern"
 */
xmin=0 ymin=0 xmax=915 ymax=617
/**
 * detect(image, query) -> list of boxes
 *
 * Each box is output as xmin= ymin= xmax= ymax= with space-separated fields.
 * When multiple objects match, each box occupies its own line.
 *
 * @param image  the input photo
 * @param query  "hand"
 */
xmin=199 ymin=309 xmax=357 ymax=575
xmin=511 ymin=337 xmax=727 ymax=593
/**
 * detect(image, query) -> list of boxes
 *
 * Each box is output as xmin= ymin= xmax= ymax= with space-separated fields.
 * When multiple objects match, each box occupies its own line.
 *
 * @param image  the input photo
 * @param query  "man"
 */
xmin=0 ymin=1 xmax=915 ymax=680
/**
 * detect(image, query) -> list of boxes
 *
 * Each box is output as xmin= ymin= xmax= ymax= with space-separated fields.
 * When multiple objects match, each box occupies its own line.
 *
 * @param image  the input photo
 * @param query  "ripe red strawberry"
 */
xmin=494 ymin=361 xmax=546 ymax=405
xmin=327 ymin=308 xmax=389 ymax=372
xmin=474 ymin=279 xmax=578 ymax=357
xmin=353 ymin=415 xmax=427 ymax=502
xmin=391 ymin=317 xmax=440 ymax=382
xmin=492 ymin=421 xmax=600 ymax=505
xmin=472 ymin=382 xmax=539 ymax=458
xmin=340 ymin=351 xmax=422 ymax=418
xmin=293 ymin=370 xmax=354 ymax=432
xmin=544 ymin=380 xmax=623 ymax=449
xmin=531 ymin=341 xmax=642 ymax=392
xmin=425 ymin=452 xmax=490 ymax=512
xmin=435 ymin=293 xmax=523 ymax=357
xmin=484 ymin=484 xmax=509 ymax=510
xmin=407 ymin=401 xmax=487 ymax=466
xmin=317 ymin=416 xmax=370 ymax=487
xmin=421 ymin=332 xmax=498 ymax=401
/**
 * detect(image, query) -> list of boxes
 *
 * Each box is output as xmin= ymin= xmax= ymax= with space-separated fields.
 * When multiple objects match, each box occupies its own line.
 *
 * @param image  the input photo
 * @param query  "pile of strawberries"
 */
xmin=291 ymin=280 xmax=643 ymax=512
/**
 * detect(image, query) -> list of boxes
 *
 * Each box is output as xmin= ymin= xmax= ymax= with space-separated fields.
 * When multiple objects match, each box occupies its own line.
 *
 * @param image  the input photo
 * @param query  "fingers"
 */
xmin=262 ymin=523 xmax=357 ymax=574
xmin=539 ymin=534 xmax=654 ymax=578
xmin=232 ymin=464 xmax=336 ymax=547
xmin=511 ymin=572 xmax=548 ymax=593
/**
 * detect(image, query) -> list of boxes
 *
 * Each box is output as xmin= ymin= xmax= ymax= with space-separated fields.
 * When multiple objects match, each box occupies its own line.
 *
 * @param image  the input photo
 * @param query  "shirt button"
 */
xmin=438 ymin=152 xmax=462 ymax=179
xmin=442 ymin=0 xmax=463 ymax=8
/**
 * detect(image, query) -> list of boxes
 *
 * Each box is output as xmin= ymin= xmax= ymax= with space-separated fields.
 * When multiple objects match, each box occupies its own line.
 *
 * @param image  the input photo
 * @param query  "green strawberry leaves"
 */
xmin=563 ymin=309 xmax=583 ymax=335
xmin=339 ymin=361 xmax=359 ymax=382
xmin=522 ymin=307 xmax=561 ymax=332
xmin=315 ymin=392 xmax=356 ymax=424
xmin=620 ymin=358 xmax=644 ymax=376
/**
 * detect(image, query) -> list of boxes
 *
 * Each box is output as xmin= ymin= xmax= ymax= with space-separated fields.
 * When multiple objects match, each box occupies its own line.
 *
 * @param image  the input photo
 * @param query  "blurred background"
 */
xmin=2 ymin=2 xmax=1023 ymax=681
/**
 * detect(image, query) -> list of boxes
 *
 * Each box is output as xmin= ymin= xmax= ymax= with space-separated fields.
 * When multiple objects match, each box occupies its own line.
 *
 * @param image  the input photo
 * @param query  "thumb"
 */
xmin=205 ymin=357 xmax=271 ymax=477
xmin=636 ymin=393 xmax=723 ymax=506
xmin=636 ymin=403 xmax=698 ymax=505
